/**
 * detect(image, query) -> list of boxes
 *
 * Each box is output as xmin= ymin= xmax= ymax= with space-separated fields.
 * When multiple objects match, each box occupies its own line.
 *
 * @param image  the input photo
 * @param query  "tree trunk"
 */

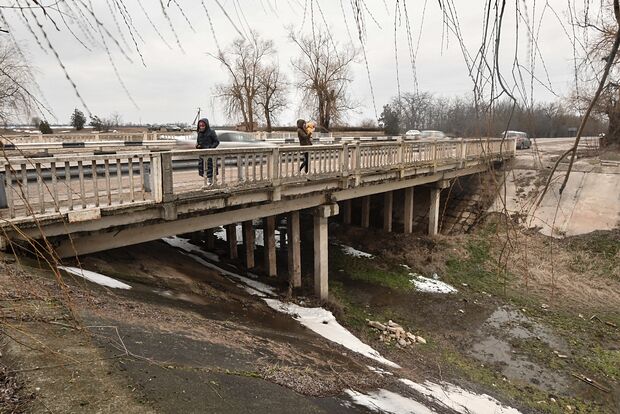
xmin=607 ymin=90 xmax=620 ymax=147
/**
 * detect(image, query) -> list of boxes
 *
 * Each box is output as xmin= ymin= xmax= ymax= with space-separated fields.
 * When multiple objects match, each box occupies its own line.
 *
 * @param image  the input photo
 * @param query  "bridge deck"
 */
xmin=0 ymin=139 xmax=515 ymax=227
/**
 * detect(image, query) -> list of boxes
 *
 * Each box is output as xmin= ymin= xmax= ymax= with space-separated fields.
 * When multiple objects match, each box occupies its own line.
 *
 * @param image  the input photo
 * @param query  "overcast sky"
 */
xmin=8 ymin=0 xmax=589 ymax=126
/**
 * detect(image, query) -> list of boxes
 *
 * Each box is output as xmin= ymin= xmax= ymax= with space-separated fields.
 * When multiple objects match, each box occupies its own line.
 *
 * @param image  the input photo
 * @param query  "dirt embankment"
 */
xmin=0 ymin=242 xmax=382 ymax=414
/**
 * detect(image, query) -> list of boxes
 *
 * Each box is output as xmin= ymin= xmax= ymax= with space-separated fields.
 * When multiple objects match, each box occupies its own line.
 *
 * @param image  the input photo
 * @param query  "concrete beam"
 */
xmin=429 ymin=187 xmax=441 ymax=236
xmin=243 ymin=221 xmax=255 ymax=269
xmin=383 ymin=191 xmax=393 ymax=232
xmin=361 ymin=196 xmax=370 ymax=228
xmin=226 ymin=223 xmax=238 ymax=259
xmin=287 ymin=211 xmax=301 ymax=288
xmin=263 ymin=216 xmax=277 ymax=277
xmin=403 ymin=187 xmax=414 ymax=234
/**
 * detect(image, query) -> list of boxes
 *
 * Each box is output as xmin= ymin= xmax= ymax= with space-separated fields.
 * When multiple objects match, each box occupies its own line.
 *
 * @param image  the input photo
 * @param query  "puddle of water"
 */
xmin=58 ymin=266 xmax=132 ymax=290
xmin=469 ymin=306 xmax=570 ymax=393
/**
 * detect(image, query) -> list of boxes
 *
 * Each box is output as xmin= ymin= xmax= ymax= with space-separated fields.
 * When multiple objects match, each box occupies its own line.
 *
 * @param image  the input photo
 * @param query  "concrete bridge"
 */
xmin=0 ymin=138 xmax=515 ymax=299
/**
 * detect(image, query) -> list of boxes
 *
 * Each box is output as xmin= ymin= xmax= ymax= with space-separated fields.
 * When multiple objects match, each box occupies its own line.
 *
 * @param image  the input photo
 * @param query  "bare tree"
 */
xmin=289 ymin=28 xmax=358 ymax=130
xmin=574 ymin=1 xmax=620 ymax=146
xmin=212 ymin=31 xmax=275 ymax=132
xmin=256 ymin=63 xmax=289 ymax=132
xmin=0 ymin=40 xmax=33 ymax=123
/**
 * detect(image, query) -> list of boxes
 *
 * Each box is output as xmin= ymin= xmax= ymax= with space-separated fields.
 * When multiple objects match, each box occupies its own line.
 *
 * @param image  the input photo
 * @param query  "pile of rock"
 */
xmin=367 ymin=319 xmax=426 ymax=348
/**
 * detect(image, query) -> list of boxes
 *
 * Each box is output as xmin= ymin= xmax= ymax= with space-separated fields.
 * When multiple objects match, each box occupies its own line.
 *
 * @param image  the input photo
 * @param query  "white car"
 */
xmin=405 ymin=129 xmax=421 ymax=138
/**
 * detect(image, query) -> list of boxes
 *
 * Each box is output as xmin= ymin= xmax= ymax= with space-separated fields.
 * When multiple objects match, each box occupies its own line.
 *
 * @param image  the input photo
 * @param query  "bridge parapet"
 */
xmin=0 ymin=138 xmax=515 ymax=225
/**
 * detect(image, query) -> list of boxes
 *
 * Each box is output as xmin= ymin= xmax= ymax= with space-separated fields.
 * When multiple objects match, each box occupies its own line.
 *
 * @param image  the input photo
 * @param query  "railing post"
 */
xmin=149 ymin=154 xmax=163 ymax=203
xmin=270 ymin=147 xmax=281 ymax=201
xmin=341 ymin=142 xmax=349 ymax=176
xmin=398 ymin=138 xmax=405 ymax=177
xmin=431 ymin=141 xmax=437 ymax=171
xmin=159 ymin=152 xmax=174 ymax=203
xmin=460 ymin=139 xmax=467 ymax=163
xmin=352 ymin=143 xmax=361 ymax=186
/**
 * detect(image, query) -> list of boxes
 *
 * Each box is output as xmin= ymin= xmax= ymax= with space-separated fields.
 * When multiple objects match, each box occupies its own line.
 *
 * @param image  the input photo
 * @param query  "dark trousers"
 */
xmin=198 ymin=158 xmax=214 ymax=179
xmin=299 ymin=152 xmax=309 ymax=173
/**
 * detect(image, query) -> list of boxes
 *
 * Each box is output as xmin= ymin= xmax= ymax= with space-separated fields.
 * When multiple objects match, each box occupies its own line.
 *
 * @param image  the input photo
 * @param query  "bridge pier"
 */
xmin=361 ymin=196 xmax=370 ymax=228
xmin=342 ymin=200 xmax=351 ymax=225
xmin=287 ymin=211 xmax=301 ymax=288
xmin=403 ymin=187 xmax=414 ymax=233
xmin=205 ymin=228 xmax=215 ymax=250
xmin=263 ymin=216 xmax=277 ymax=277
xmin=243 ymin=221 xmax=255 ymax=268
xmin=383 ymin=191 xmax=393 ymax=232
xmin=226 ymin=224 xmax=238 ymax=259
xmin=313 ymin=204 xmax=339 ymax=301
xmin=429 ymin=180 xmax=450 ymax=236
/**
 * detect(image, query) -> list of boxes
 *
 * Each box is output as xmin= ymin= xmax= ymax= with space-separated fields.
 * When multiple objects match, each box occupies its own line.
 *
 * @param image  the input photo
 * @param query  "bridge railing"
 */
xmin=0 ymin=138 xmax=514 ymax=221
xmin=0 ymin=132 xmax=154 ymax=145
xmin=0 ymin=153 xmax=156 ymax=219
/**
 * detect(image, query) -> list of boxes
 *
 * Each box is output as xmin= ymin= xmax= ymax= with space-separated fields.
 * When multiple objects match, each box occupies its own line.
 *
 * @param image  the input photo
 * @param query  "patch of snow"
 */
xmin=344 ymin=389 xmax=434 ymax=414
xmin=367 ymin=366 xmax=394 ymax=376
xmin=400 ymin=379 xmax=522 ymax=414
xmin=263 ymin=299 xmax=400 ymax=368
xmin=409 ymin=273 xmax=457 ymax=294
xmin=58 ymin=266 xmax=131 ymax=290
xmin=338 ymin=244 xmax=373 ymax=258
xmin=162 ymin=236 xmax=219 ymax=262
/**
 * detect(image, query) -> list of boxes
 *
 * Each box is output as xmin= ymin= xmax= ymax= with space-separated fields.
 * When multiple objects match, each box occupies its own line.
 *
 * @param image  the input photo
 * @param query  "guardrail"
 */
xmin=0 ymin=138 xmax=515 ymax=221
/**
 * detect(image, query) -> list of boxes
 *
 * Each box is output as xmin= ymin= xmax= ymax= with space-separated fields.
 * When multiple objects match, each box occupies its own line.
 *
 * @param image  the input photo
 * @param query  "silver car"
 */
xmin=173 ymin=130 xmax=276 ymax=149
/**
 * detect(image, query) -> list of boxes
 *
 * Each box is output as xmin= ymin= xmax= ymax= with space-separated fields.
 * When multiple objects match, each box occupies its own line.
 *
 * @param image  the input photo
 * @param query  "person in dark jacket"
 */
xmin=196 ymin=118 xmax=219 ymax=180
xmin=297 ymin=118 xmax=312 ymax=173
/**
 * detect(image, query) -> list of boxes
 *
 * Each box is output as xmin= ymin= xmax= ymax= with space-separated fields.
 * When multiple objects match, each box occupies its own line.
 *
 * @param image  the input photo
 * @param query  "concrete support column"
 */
xmin=242 ymin=221 xmax=255 ymax=268
xmin=226 ymin=224 xmax=238 ymax=259
xmin=342 ymin=200 xmax=352 ymax=225
xmin=429 ymin=188 xmax=440 ymax=236
xmin=383 ymin=191 xmax=393 ymax=232
xmin=204 ymin=228 xmax=215 ymax=250
xmin=263 ymin=216 xmax=277 ymax=277
xmin=429 ymin=180 xmax=449 ymax=236
xmin=361 ymin=196 xmax=370 ymax=228
xmin=313 ymin=204 xmax=339 ymax=301
xmin=403 ymin=187 xmax=414 ymax=234
xmin=287 ymin=211 xmax=301 ymax=288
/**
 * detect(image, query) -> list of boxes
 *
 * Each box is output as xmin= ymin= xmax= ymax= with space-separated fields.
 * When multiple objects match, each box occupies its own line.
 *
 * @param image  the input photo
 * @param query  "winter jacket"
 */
xmin=297 ymin=119 xmax=312 ymax=146
xmin=196 ymin=118 xmax=219 ymax=149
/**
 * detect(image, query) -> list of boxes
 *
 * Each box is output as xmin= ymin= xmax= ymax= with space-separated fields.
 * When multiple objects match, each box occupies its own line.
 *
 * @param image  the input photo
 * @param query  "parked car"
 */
xmin=502 ymin=131 xmax=531 ymax=149
xmin=419 ymin=130 xmax=446 ymax=140
xmin=405 ymin=129 xmax=421 ymax=138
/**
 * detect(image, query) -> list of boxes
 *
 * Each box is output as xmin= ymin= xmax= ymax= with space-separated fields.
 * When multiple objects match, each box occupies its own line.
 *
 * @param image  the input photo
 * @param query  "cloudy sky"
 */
xmin=7 ymin=0 xmax=591 ymax=126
